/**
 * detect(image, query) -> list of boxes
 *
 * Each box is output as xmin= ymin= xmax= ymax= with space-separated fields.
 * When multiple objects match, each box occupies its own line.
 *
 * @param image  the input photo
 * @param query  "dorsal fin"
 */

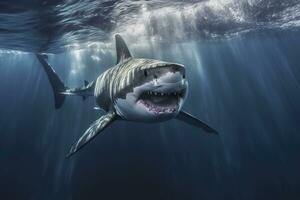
xmin=115 ymin=34 xmax=132 ymax=64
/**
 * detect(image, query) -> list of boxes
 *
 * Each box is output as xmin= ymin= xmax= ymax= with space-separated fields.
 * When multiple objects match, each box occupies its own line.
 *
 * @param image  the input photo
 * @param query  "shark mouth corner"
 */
xmin=138 ymin=89 xmax=186 ymax=114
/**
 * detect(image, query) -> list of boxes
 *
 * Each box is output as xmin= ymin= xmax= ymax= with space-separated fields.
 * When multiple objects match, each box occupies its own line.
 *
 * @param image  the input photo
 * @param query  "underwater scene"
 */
xmin=0 ymin=0 xmax=300 ymax=199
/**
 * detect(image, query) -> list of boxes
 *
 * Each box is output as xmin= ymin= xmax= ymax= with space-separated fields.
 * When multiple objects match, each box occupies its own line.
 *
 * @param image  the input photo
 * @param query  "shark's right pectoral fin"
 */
xmin=66 ymin=112 xmax=118 ymax=158
xmin=176 ymin=111 xmax=218 ymax=134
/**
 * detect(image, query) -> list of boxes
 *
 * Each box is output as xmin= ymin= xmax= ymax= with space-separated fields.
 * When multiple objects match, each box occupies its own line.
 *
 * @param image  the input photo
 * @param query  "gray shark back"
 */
xmin=94 ymin=66 xmax=118 ymax=111
xmin=93 ymin=34 xmax=133 ymax=111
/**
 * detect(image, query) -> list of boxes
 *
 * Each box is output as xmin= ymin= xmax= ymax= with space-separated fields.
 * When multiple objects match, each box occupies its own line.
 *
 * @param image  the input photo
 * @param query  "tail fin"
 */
xmin=36 ymin=54 xmax=67 ymax=109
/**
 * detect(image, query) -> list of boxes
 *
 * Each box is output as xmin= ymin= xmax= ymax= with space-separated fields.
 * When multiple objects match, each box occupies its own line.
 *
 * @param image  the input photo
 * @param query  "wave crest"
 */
xmin=0 ymin=0 xmax=299 ymax=52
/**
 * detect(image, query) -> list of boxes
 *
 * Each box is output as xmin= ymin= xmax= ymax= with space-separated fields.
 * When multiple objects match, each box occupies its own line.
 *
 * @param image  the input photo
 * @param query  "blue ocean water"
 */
xmin=0 ymin=1 xmax=300 ymax=200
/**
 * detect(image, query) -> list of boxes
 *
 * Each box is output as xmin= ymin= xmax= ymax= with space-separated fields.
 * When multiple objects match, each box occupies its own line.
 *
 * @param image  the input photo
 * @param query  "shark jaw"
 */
xmin=138 ymin=89 xmax=186 ymax=115
xmin=114 ymin=70 xmax=188 ymax=122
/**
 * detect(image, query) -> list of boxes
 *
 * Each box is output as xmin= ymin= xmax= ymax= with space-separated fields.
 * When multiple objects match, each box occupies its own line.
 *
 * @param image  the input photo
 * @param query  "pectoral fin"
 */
xmin=176 ymin=111 xmax=218 ymax=134
xmin=66 ymin=112 xmax=118 ymax=158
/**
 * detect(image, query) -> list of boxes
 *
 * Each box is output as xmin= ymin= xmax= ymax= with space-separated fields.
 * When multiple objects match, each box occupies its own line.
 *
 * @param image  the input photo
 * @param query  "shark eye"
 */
xmin=144 ymin=69 xmax=148 ymax=77
xmin=183 ymin=73 xmax=185 ymax=79
xmin=154 ymin=75 xmax=158 ymax=79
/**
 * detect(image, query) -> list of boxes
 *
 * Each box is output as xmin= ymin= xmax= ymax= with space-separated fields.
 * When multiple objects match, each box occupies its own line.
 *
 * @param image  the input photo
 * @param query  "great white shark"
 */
xmin=36 ymin=34 xmax=218 ymax=157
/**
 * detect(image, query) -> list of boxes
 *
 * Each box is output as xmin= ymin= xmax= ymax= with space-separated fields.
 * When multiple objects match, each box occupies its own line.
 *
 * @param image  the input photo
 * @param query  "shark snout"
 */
xmin=156 ymin=71 xmax=185 ymax=85
xmin=152 ymin=72 xmax=188 ymax=96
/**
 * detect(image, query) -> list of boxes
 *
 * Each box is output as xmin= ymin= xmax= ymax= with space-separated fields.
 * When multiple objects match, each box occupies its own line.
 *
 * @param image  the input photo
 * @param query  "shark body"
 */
xmin=36 ymin=35 xmax=217 ymax=157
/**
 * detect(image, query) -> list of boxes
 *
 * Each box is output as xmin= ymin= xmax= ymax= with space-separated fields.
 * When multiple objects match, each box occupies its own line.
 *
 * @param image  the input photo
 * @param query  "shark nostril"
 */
xmin=183 ymin=74 xmax=185 ymax=79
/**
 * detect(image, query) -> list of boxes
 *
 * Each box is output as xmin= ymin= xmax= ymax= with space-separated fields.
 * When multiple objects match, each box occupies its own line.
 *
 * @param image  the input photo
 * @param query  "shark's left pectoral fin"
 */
xmin=66 ymin=112 xmax=118 ymax=158
xmin=176 ymin=111 xmax=218 ymax=134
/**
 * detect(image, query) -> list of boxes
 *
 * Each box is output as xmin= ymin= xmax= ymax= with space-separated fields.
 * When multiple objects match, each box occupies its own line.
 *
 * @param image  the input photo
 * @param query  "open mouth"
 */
xmin=138 ymin=89 xmax=186 ymax=114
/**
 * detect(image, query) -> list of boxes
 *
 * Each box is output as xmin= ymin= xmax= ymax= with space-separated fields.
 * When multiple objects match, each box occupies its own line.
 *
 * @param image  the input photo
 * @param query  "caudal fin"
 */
xmin=36 ymin=54 xmax=67 ymax=109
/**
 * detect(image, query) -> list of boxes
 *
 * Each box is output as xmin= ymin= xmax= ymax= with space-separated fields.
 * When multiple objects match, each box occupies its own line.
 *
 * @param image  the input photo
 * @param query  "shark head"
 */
xmin=112 ymin=35 xmax=188 ymax=122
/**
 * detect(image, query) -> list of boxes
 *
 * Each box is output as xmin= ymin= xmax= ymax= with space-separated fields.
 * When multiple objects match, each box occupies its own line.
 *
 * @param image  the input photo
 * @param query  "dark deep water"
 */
xmin=1 ymin=1 xmax=300 ymax=200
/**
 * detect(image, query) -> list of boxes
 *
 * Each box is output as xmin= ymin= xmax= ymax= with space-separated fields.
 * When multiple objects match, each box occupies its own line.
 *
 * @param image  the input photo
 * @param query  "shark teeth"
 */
xmin=139 ymin=100 xmax=178 ymax=114
xmin=145 ymin=90 xmax=184 ymax=97
xmin=138 ymin=89 xmax=185 ymax=114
